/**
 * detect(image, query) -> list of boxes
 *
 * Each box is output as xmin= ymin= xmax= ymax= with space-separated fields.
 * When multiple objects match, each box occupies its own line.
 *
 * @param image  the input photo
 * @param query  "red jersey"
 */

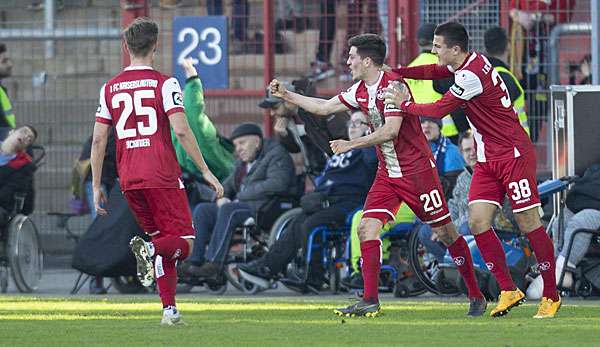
xmin=337 ymin=71 xmax=435 ymax=178
xmin=95 ymin=66 xmax=185 ymax=191
xmin=395 ymin=52 xmax=534 ymax=163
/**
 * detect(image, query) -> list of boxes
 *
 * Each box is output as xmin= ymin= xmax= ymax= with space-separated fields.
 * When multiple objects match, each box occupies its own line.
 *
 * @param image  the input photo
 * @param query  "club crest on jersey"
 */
xmin=450 ymin=84 xmax=464 ymax=96
xmin=376 ymin=88 xmax=386 ymax=100
xmin=172 ymin=92 xmax=183 ymax=106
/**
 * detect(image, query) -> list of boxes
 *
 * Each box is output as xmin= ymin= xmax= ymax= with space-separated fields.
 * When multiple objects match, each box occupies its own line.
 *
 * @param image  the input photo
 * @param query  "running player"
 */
xmin=91 ymin=17 xmax=223 ymax=325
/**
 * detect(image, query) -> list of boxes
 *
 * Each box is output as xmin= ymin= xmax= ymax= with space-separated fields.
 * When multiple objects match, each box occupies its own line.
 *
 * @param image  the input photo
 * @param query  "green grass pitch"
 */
xmin=1 ymin=296 xmax=599 ymax=346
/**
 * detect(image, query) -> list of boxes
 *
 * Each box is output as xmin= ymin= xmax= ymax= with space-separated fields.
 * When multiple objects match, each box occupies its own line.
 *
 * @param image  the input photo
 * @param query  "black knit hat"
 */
xmin=417 ymin=23 xmax=437 ymax=47
xmin=230 ymin=122 xmax=263 ymax=141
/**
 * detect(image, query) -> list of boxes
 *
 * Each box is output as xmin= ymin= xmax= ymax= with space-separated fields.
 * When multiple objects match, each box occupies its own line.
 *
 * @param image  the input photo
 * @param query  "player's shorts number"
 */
xmin=177 ymin=27 xmax=222 ymax=66
xmin=508 ymin=178 xmax=532 ymax=201
xmin=113 ymin=90 xmax=158 ymax=139
xmin=420 ymin=189 xmax=443 ymax=212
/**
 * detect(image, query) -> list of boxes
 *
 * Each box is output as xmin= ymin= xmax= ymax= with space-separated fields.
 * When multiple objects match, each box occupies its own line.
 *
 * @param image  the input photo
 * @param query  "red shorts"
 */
xmin=468 ymin=150 xmax=541 ymax=212
xmin=363 ymin=168 xmax=451 ymax=227
xmin=123 ymin=188 xmax=195 ymax=239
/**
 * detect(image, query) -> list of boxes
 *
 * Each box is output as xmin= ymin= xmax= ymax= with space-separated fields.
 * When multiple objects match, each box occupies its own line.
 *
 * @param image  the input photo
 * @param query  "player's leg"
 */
xmin=334 ymin=175 xmax=398 ymax=318
xmin=470 ymin=162 xmax=525 ymax=316
xmin=403 ymin=168 xmax=486 ymax=316
xmin=123 ymin=190 xmax=160 ymax=287
xmin=506 ymin=152 xmax=560 ymax=318
xmin=144 ymin=188 xmax=195 ymax=325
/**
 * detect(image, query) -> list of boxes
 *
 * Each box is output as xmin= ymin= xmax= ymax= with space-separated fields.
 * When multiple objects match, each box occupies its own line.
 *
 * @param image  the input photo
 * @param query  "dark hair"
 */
xmin=123 ymin=17 xmax=159 ymax=57
xmin=434 ymin=22 xmax=469 ymax=52
xmin=0 ymin=43 xmax=6 ymax=55
xmin=23 ymin=124 xmax=38 ymax=142
xmin=457 ymin=130 xmax=473 ymax=150
xmin=484 ymin=26 xmax=508 ymax=56
xmin=348 ymin=34 xmax=386 ymax=66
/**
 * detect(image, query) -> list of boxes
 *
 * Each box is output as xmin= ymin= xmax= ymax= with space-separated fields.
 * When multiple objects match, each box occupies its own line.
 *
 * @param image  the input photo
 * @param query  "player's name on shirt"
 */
xmin=126 ymin=138 xmax=151 ymax=149
xmin=110 ymin=79 xmax=159 ymax=93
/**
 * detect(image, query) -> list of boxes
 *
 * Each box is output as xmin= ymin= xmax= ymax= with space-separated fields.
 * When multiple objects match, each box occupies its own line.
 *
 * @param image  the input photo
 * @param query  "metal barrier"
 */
xmin=0 ymin=0 xmax=593 ymax=254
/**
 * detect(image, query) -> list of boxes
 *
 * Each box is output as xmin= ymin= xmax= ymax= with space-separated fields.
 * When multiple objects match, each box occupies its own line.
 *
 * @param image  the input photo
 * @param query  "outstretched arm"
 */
xmin=270 ymin=79 xmax=349 ymax=116
xmin=392 ymin=64 xmax=454 ymax=80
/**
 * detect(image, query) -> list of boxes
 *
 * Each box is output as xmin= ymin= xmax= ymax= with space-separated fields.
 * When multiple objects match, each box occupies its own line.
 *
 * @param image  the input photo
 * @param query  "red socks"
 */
xmin=447 ymin=236 xmax=484 ymax=299
xmin=360 ymin=240 xmax=382 ymax=303
xmin=155 ymin=256 xmax=177 ymax=307
xmin=153 ymin=236 xmax=190 ymax=260
xmin=474 ymin=228 xmax=516 ymax=292
xmin=526 ymin=226 xmax=559 ymax=301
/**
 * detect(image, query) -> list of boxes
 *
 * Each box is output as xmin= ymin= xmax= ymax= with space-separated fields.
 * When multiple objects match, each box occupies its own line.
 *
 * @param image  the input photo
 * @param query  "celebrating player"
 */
xmin=385 ymin=21 xmax=560 ymax=318
xmin=91 ymin=17 xmax=223 ymax=325
xmin=269 ymin=33 xmax=486 ymax=318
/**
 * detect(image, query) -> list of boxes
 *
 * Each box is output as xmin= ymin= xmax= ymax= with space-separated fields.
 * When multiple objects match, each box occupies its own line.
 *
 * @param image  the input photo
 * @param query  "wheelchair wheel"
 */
xmin=268 ymin=208 xmax=303 ymax=246
xmin=328 ymin=246 xmax=341 ymax=294
xmin=407 ymin=226 xmax=460 ymax=296
xmin=224 ymin=263 xmax=263 ymax=295
xmin=7 ymin=215 xmax=43 ymax=293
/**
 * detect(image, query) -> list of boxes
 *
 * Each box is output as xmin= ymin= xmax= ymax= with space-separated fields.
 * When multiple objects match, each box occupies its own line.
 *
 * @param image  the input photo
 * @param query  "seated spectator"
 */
xmin=74 ymin=131 xmax=117 ymax=294
xmin=528 ymin=163 xmax=600 ymax=299
xmin=180 ymin=123 xmax=295 ymax=279
xmin=421 ymin=117 xmax=464 ymax=198
xmin=173 ymin=58 xmax=235 ymax=182
xmin=0 ymin=125 xmax=38 ymax=223
xmin=237 ymin=111 xmax=377 ymax=289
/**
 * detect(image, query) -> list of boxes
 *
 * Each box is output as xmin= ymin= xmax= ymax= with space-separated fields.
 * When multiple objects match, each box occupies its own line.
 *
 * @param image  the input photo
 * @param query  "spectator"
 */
xmin=173 ymin=59 xmax=235 ymax=182
xmin=0 ymin=126 xmax=38 ymax=223
xmin=77 ymin=131 xmax=118 ymax=294
xmin=259 ymin=79 xmax=347 ymax=178
xmin=420 ymin=116 xmax=464 ymax=198
xmin=404 ymin=24 xmax=464 ymax=143
xmin=308 ymin=0 xmax=336 ymax=81
xmin=528 ymin=164 xmax=600 ymax=299
xmin=237 ymin=111 xmax=377 ymax=289
xmin=0 ymin=43 xmax=15 ymax=129
xmin=570 ymin=54 xmax=592 ymax=85
xmin=484 ymin=26 xmax=530 ymax=136
xmin=181 ymin=123 xmax=295 ymax=279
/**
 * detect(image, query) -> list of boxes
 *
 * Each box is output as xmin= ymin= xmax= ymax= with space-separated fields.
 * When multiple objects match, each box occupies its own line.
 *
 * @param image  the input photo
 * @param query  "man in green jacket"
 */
xmin=171 ymin=59 xmax=234 ymax=181
xmin=0 ymin=43 xmax=15 ymax=129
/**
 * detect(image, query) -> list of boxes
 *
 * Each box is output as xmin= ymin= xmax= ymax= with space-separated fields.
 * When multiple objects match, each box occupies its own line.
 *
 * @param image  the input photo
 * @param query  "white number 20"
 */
xmin=420 ymin=189 xmax=443 ymax=212
xmin=112 ymin=90 xmax=157 ymax=140
xmin=508 ymin=179 xmax=532 ymax=201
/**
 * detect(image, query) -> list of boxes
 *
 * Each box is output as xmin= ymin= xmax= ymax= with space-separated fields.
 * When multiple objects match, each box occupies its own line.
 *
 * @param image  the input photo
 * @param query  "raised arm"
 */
xmin=270 ymin=79 xmax=349 ymax=116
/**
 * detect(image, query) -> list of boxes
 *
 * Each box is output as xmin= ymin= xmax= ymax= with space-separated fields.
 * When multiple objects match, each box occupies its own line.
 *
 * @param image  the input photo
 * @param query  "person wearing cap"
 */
xmin=171 ymin=58 xmax=235 ymax=182
xmin=259 ymin=79 xmax=347 ymax=178
xmin=180 ymin=122 xmax=295 ymax=279
xmin=404 ymin=24 xmax=466 ymax=144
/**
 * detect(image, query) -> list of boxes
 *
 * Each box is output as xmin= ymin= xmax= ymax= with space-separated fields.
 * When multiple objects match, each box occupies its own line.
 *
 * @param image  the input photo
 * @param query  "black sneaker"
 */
xmin=238 ymin=260 xmax=274 ymax=288
xmin=333 ymin=300 xmax=381 ymax=318
xmin=467 ymin=297 xmax=488 ymax=317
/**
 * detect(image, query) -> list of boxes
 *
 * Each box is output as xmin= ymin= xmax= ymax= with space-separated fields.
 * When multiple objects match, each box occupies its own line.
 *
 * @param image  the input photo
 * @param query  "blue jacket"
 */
xmin=430 ymin=136 xmax=465 ymax=176
xmin=314 ymin=147 xmax=377 ymax=204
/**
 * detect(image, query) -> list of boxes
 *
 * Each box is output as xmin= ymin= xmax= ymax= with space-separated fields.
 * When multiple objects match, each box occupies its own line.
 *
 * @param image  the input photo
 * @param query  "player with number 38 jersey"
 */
xmin=389 ymin=22 xmax=561 ymax=319
xmin=95 ymin=68 xmax=184 ymax=192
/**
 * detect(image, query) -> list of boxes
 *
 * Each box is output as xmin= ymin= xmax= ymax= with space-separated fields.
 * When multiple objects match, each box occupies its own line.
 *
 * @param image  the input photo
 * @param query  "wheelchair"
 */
xmin=0 ymin=144 xmax=45 ymax=293
xmin=177 ymin=194 xmax=299 ymax=294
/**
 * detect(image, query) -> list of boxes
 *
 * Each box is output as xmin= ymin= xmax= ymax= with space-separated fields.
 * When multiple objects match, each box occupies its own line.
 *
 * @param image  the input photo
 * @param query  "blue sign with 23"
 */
xmin=172 ymin=16 xmax=228 ymax=89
